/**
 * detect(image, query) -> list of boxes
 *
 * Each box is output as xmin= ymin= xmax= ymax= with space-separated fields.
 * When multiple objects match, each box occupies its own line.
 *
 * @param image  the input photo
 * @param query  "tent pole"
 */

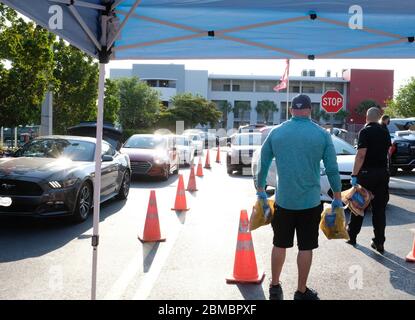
xmin=91 ymin=63 xmax=106 ymax=300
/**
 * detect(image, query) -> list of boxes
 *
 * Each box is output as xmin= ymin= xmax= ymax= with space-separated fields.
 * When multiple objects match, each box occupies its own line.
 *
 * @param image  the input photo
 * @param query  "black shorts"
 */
xmin=271 ymin=203 xmax=322 ymax=251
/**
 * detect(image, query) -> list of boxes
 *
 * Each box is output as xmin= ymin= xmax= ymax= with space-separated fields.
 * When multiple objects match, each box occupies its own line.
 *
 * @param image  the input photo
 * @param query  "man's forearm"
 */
xmin=333 ymin=192 xmax=342 ymax=200
xmin=352 ymin=156 xmax=364 ymax=176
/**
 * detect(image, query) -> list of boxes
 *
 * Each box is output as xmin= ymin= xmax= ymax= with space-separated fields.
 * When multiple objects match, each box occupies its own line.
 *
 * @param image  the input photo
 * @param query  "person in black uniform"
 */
xmin=380 ymin=115 xmax=390 ymax=131
xmin=347 ymin=107 xmax=391 ymax=253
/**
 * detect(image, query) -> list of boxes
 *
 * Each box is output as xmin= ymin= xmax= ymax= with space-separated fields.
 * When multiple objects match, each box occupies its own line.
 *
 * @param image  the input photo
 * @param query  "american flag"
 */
xmin=273 ymin=59 xmax=290 ymax=92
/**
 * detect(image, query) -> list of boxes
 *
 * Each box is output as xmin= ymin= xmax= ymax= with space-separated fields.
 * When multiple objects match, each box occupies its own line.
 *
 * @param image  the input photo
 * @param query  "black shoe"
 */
xmin=269 ymin=283 xmax=284 ymax=300
xmin=371 ymin=241 xmax=384 ymax=254
xmin=346 ymin=239 xmax=356 ymax=246
xmin=294 ymin=287 xmax=320 ymax=301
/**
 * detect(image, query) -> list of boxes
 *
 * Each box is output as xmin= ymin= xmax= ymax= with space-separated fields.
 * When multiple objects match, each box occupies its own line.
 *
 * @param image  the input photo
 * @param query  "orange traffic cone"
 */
xmin=406 ymin=236 xmax=415 ymax=262
xmin=216 ymin=145 xmax=221 ymax=163
xmin=204 ymin=149 xmax=211 ymax=169
xmin=196 ymin=157 xmax=204 ymax=177
xmin=171 ymin=174 xmax=189 ymax=211
xmin=186 ymin=165 xmax=198 ymax=192
xmin=138 ymin=190 xmax=166 ymax=243
xmin=226 ymin=210 xmax=265 ymax=284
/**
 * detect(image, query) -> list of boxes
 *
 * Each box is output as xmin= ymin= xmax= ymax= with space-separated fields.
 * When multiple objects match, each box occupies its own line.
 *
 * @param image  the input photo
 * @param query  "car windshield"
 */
xmin=123 ymin=136 xmax=165 ymax=149
xmin=17 ymin=139 xmax=95 ymax=161
xmin=332 ymin=136 xmax=356 ymax=155
xmin=176 ymin=137 xmax=189 ymax=146
xmin=388 ymin=120 xmax=415 ymax=134
xmin=232 ymin=134 xmax=262 ymax=146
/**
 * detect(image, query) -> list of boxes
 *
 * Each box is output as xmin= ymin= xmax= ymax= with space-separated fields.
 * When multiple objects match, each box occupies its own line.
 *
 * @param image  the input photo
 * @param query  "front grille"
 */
xmin=130 ymin=161 xmax=152 ymax=174
xmin=0 ymin=179 xmax=43 ymax=196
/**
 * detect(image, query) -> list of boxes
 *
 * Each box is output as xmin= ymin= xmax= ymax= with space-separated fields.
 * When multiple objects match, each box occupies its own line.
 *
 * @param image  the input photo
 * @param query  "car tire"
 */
xmin=162 ymin=165 xmax=170 ymax=181
xmin=402 ymin=167 xmax=414 ymax=173
xmin=72 ymin=182 xmax=93 ymax=223
xmin=389 ymin=165 xmax=398 ymax=176
xmin=116 ymin=170 xmax=130 ymax=200
xmin=227 ymin=166 xmax=233 ymax=175
xmin=173 ymin=160 xmax=179 ymax=175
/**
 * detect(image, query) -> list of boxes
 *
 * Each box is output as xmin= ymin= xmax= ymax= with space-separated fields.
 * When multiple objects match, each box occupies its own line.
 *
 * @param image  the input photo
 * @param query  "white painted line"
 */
xmin=104 ymin=251 xmax=140 ymax=300
xmin=133 ymin=224 xmax=182 ymax=300
xmin=390 ymin=177 xmax=415 ymax=185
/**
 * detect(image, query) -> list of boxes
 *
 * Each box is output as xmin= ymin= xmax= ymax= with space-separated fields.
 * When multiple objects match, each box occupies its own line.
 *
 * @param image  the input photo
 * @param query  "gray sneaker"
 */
xmin=269 ymin=283 xmax=284 ymax=300
xmin=294 ymin=287 xmax=320 ymax=300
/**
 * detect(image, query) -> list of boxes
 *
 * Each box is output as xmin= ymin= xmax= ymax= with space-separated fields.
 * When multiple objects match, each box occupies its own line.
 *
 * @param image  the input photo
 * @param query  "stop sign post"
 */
xmin=321 ymin=90 xmax=344 ymax=133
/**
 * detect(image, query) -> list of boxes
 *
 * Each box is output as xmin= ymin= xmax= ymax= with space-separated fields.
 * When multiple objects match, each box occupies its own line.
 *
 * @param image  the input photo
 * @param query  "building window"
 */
xmin=255 ymin=80 xmax=277 ymax=92
xmin=146 ymin=80 xmax=157 ymax=87
xmin=233 ymin=101 xmax=251 ymax=120
xmin=324 ymin=82 xmax=344 ymax=94
xmin=161 ymin=101 xmax=169 ymax=108
xmin=232 ymin=80 xmax=254 ymax=92
xmin=280 ymin=81 xmax=300 ymax=93
xmin=212 ymin=80 xmax=231 ymax=91
xmin=280 ymin=102 xmax=292 ymax=122
xmin=301 ymin=81 xmax=322 ymax=94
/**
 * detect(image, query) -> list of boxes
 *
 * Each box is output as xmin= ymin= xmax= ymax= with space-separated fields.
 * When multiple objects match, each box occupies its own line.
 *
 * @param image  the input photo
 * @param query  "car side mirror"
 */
xmin=102 ymin=155 xmax=114 ymax=162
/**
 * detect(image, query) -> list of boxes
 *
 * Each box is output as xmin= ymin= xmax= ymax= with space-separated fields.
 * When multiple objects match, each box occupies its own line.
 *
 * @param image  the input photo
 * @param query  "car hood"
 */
xmin=230 ymin=145 xmax=261 ymax=152
xmin=0 ymin=157 xmax=89 ymax=181
xmin=121 ymin=148 xmax=165 ymax=161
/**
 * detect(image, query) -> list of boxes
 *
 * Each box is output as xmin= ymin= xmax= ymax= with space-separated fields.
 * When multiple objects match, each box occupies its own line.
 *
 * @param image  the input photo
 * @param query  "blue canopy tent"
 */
xmin=1 ymin=0 xmax=414 ymax=299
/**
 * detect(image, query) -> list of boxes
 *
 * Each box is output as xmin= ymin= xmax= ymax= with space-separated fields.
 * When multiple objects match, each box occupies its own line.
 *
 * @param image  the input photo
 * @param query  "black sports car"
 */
xmin=0 ymin=136 xmax=131 ymax=222
xmin=389 ymin=131 xmax=415 ymax=176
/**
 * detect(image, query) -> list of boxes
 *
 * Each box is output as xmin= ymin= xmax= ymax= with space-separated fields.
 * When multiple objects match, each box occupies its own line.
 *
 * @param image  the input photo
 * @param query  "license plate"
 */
xmin=0 ymin=197 xmax=12 ymax=207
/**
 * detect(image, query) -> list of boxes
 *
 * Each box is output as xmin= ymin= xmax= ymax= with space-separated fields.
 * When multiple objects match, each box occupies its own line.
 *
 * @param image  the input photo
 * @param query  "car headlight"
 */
xmin=49 ymin=178 xmax=78 ymax=189
xmin=320 ymin=167 xmax=326 ymax=176
xmin=154 ymin=157 xmax=168 ymax=165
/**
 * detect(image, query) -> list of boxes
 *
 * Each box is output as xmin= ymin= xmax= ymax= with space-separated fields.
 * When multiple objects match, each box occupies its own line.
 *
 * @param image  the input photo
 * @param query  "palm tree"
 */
xmin=233 ymin=101 xmax=251 ymax=121
xmin=217 ymin=100 xmax=232 ymax=128
xmin=256 ymin=100 xmax=278 ymax=124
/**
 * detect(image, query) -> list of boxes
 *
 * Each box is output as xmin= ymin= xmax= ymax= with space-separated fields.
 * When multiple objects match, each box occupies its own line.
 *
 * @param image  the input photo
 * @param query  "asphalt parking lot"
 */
xmin=0 ymin=150 xmax=414 ymax=300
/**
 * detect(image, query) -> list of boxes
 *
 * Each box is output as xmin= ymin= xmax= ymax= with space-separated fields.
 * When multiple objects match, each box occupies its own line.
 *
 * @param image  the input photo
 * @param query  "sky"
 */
xmin=107 ymin=59 xmax=415 ymax=95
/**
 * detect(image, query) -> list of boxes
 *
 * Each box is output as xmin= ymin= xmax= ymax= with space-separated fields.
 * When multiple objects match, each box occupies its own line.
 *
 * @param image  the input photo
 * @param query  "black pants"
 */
xmin=347 ymin=168 xmax=389 ymax=245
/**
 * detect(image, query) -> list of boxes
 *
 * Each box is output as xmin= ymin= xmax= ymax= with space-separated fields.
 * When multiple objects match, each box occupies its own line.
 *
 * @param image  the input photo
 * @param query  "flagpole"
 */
xmin=286 ymin=75 xmax=290 ymax=121
xmin=287 ymin=59 xmax=291 ymax=121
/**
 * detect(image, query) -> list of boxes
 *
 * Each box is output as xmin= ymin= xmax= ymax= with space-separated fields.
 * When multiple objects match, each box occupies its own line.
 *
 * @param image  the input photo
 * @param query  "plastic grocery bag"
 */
xmin=319 ymin=204 xmax=349 ymax=240
xmin=341 ymin=185 xmax=374 ymax=217
xmin=249 ymin=198 xmax=275 ymax=231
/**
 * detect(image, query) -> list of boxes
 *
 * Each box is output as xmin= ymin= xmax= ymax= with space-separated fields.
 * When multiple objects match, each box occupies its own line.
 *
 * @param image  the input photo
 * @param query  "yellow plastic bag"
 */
xmin=319 ymin=204 xmax=350 ymax=240
xmin=341 ymin=185 xmax=374 ymax=217
xmin=249 ymin=198 xmax=275 ymax=231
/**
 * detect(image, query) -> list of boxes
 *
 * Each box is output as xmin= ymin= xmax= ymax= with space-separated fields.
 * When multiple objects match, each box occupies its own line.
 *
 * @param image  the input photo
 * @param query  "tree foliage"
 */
xmin=256 ymin=100 xmax=278 ymax=123
xmin=355 ymin=99 xmax=379 ymax=115
xmin=385 ymin=78 xmax=415 ymax=118
xmin=163 ymin=93 xmax=222 ymax=129
xmin=0 ymin=4 xmax=55 ymax=127
xmin=118 ymin=77 xmax=161 ymax=132
xmin=52 ymin=40 xmax=98 ymax=134
xmin=103 ymin=78 xmax=121 ymax=124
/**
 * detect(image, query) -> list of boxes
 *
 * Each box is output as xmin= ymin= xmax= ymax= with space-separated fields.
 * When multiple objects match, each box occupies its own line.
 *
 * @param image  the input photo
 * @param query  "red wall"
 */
xmin=343 ymin=69 xmax=394 ymax=125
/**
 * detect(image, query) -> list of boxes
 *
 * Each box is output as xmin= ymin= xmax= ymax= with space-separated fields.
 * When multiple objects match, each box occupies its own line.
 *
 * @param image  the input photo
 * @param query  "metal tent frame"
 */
xmin=1 ymin=0 xmax=414 ymax=300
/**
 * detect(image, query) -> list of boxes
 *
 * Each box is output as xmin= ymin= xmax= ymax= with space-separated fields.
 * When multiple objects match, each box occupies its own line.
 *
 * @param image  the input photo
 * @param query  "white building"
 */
xmin=110 ymin=64 xmax=347 ymax=129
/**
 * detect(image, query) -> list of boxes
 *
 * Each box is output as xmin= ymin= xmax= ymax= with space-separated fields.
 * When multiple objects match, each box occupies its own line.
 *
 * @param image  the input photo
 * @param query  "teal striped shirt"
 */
xmin=257 ymin=117 xmax=341 ymax=210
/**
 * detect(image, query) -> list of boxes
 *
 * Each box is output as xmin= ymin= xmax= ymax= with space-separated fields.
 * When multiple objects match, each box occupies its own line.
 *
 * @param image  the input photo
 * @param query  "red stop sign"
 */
xmin=321 ymin=90 xmax=344 ymax=113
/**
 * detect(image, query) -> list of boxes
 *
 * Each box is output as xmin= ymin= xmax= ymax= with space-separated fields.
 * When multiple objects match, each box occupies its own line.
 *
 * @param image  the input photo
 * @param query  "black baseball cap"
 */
xmin=291 ymin=94 xmax=312 ymax=109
